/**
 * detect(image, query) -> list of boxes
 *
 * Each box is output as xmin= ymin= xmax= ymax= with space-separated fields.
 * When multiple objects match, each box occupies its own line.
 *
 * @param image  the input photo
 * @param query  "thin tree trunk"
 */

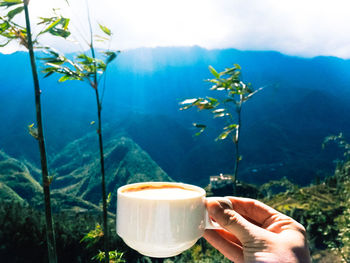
xmin=95 ymin=87 xmax=109 ymax=262
xmin=89 ymin=18 xmax=109 ymax=259
xmin=23 ymin=3 xmax=57 ymax=263
xmin=232 ymin=106 xmax=242 ymax=196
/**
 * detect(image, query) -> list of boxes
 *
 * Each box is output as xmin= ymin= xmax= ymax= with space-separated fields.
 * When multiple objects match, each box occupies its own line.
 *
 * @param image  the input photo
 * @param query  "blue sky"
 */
xmin=2 ymin=0 xmax=350 ymax=58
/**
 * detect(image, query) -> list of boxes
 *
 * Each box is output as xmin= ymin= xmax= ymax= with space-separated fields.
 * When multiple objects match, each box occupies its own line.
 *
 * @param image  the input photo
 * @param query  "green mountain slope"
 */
xmin=0 ymin=150 xmax=42 ymax=205
xmin=49 ymin=133 xmax=172 ymax=211
xmin=0 ymin=133 xmax=171 ymax=212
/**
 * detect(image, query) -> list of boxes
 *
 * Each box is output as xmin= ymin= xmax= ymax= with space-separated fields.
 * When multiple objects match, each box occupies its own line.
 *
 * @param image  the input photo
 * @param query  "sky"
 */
xmin=2 ymin=0 xmax=350 ymax=58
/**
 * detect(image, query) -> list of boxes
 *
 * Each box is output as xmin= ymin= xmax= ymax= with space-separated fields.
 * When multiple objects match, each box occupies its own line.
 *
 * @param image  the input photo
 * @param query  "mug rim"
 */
xmin=117 ymin=181 xmax=206 ymax=200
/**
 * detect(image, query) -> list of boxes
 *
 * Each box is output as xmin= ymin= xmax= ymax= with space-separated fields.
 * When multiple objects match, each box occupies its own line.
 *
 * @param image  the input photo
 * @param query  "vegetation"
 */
xmin=0 ymin=1 xmax=70 ymax=262
xmin=0 ymin=201 xmax=121 ymax=263
xmin=180 ymin=65 xmax=262 ymax=194
xmin=1 ymin=1 xmax=349 ymax=262
xmin=1 ymin=160 xmax=348 ymax=263
xmin=40 ymin=2 xmax=119 ymax=261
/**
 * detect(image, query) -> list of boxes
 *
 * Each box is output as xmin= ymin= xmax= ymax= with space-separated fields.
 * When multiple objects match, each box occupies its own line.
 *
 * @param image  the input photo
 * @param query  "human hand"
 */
xmin=204 ymin=197 xmax=311 ymax=263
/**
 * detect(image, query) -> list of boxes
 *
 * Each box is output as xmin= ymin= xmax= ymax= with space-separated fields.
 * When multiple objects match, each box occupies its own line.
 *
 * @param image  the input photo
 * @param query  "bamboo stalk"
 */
xmin=23 ymin=2 xmax=57 ymax=263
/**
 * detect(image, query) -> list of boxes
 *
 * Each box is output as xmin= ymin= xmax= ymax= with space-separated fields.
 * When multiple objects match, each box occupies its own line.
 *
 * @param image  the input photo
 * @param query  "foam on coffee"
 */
xmin=122 ymin=184 xmax=201 ymax=200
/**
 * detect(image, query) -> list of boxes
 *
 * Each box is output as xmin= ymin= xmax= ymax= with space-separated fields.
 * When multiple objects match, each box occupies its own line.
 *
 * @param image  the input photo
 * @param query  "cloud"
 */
xmin=2 ymin=0 xmax=350 ymax=58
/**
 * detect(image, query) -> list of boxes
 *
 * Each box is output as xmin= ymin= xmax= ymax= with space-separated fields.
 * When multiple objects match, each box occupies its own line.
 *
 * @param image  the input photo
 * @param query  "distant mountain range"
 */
xmin=1 ymin=46 xmax=350 ymax=206
xmin=0 ymin=133 xmax=171 ymax=212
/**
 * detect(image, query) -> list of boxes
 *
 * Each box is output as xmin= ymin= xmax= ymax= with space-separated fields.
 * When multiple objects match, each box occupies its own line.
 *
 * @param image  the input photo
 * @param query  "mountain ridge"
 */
xmin=1 ymin=46 xmax=349 ymax=189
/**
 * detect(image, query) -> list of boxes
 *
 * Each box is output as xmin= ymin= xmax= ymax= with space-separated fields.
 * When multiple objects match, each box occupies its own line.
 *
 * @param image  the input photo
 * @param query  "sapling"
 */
xmin=41 ymin=4 xmax=119 ymax=260
xmin=0 ymin=1 xmax=70 ymax=262
xmin=180 ymin=64 xmax=262 ymax=194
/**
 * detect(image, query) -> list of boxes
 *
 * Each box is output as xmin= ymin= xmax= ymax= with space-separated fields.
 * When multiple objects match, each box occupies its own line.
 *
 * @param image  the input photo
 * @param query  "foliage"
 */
xmin=260 ymin=176 xmax=299 ymax=199
xmin=92 ymin=250 xmax=126 ymax=263
xmin=0 ymin=2 xmax=71 ymax=263
xmin=40 ymin=3 xmax=119 ymax=262
xmin=0 ymin=200 xmax=135 ymax=263
xmin=180 ymin=64 xmax=262 ymax=192
xmin=323 ymin=132 xmax=350 ymax=164
xmin=81 ymin=223 xmax=104 ymax=248
xmin=41 ymin=28 xmax=119 ymax=86
xmin=165 ymin=242 xmax=231 ymax=263
xmin=81 ymin=223 xmax=126 ymax=262
xmin=264 ymin=160 xmax=350 ymax=262
xmin=326 ymin=162 xmax=350 ymax=262
xmin=0 ymin=0 xmax=70 ymax=48
xmin=180 ymin=65 xmax=260 ymax=140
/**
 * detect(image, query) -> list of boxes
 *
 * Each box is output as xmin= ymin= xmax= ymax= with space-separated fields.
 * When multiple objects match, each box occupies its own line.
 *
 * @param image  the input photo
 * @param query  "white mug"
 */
xmin=116 ymin=182 xmax=232 ymax=258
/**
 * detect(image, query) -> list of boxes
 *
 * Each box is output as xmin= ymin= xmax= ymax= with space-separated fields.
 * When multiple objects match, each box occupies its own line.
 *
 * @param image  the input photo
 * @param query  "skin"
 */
xmin=203 ymin=197 xmax=311 ymax=263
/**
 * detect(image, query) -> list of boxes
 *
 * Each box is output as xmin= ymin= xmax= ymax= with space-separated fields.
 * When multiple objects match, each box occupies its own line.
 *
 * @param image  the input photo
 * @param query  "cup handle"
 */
xmin=205 ymin=196 xmax=233 ymax=230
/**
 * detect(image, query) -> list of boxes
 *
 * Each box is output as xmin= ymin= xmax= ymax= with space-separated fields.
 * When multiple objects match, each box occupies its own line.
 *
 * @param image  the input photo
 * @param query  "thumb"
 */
xmin=207 ymin=200 xmax=264 ymax=244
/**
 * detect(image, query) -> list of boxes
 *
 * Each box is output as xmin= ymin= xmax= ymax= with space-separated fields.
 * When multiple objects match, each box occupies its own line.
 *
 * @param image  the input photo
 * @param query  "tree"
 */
xmin=180 ymin=64 xmax=262 ymax=194
xmin=0 ymin=1 xmax=70 ymax=262
xmin=40 ymin=4 xmax=119 ymax=261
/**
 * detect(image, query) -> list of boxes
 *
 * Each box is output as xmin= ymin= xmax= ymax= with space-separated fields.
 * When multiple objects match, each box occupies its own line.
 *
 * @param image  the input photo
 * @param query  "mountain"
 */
xmin=1 ymin=47 xmax=350 ymax=189
xmin=0 ymin=150 xmax=101 ymax=213
xmin=0 ymin=133 xmax=172 ymax=211
xmin=0 ymin=150 xmax=42 ymax=205
xmin=49 ymin=132 xmax=172 ymax=211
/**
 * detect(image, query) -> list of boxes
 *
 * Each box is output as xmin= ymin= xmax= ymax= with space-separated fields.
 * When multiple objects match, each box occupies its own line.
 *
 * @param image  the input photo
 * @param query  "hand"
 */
xmin=204 ymin=197 xmax=311 ymax=263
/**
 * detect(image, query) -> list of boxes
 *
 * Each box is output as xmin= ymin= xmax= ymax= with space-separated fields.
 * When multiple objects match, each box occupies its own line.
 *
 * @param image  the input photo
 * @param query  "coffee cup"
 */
xmin=116 ymin=182 xmax=232 ymax=258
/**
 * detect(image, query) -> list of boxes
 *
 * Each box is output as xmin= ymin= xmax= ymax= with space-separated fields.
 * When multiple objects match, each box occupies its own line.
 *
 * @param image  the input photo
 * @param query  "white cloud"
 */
xmin=1 ymin=0 xmax=350 ymax=58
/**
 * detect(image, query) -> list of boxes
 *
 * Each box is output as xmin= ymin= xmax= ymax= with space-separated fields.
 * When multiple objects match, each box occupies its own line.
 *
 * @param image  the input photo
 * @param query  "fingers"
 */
xmin=225 ymin=197 xmax=291 ymax=227
xmin=203 ymin=230 xmax=244 ymax=263
xmin=207 ymin=200 xmax=264 ymax=243
xmin=215 ymin=229 xmax=242 ymax=246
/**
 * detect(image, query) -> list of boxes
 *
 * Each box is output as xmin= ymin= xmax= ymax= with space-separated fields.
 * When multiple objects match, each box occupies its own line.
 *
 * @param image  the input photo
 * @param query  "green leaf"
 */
xmin=43 ymin=71 xmax=55 ymax=78
xmin=62 ymin=17 xmax=69 ymax=30
xmin=39 ymin=17 xmax=70 ymax=38
xmin=195 ymin=99 xmax=215 ymax=110
xmin=193 ymin=123 xmax=206 ymax=136
xmin=180 ymin=98 xmax=198 ymax=105
xmin=206 ymin=97 xmax=218 ymax=104
xmin=209 ymin=65 xmax=220 ymax=78
xmin=0 ymin=0 xmax=22 ymax=8
xmin=216 ymin=130 xmax=230 ymax=141
xmin=41 ymin=17 xmax=62 ymax=32
xmin=49 ymin=27 xmax=70 ymax=38
xmin=97 ymin=60 xmax=106 ymax=71
xmin=214 ymin=113 xmax=227 ymax=118
xmin=212 ymin=108 xmax=225 ymax=114
xmin=7 ymin=6 xmax=24 ymax=20
xmin=77 ymin=53 xmax=93 ymax=64
xmin=193 ymin=123 xmax=206 ymax=129
xmin=58 ymin=74 xmax=76 ymax=82
xmin=234 ymin=64 xmax=241 ymax=70
xmin=104 ymin=51 xmax=118 ymax=64
xmin=107 ymin=192 xmax=112 ymax=207
xmin=99 ymin=23 xmax=111 ymax=36
xmin=28 ymin=124 xmax=39 ymax=140
xmin=0 ymin=21 xmax=10 ymax=32
xmin=0 ymin=39 xmax=10 ymax=47
xmin=80 ymin=224 xmax=103 ymax=248
xmin=224 ymin=124 xmax=238 ymax=131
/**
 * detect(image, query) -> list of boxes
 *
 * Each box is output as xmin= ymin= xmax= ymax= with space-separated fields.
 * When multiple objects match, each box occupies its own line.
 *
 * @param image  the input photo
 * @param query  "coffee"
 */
xmin=122 ymin=184 xmax=201 ymax=200
xmin=116 ymin=182 xmax=231 ymax=258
